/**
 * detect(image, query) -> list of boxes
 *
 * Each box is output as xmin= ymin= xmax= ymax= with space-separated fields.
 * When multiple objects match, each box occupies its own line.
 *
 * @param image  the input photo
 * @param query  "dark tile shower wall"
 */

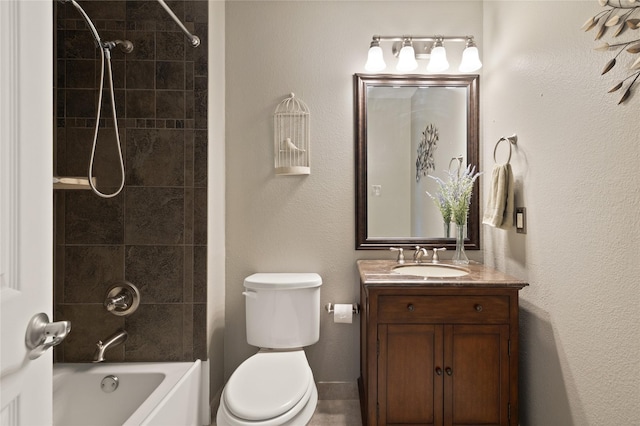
xmin=54 ymin=0 xmax=208 ymax=362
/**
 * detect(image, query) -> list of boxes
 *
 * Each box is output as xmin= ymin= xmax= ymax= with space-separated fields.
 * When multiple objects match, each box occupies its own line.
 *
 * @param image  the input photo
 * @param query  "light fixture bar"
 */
xmin=365 ymin=34 xmax=481 ymax=73
xmin=373 ymin=35 xmax=471 ymax=43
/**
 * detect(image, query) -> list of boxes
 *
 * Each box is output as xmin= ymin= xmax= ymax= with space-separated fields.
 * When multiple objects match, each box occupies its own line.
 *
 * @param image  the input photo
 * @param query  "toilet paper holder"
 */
xmin=324 ymin=303 xmax=360 ymax=315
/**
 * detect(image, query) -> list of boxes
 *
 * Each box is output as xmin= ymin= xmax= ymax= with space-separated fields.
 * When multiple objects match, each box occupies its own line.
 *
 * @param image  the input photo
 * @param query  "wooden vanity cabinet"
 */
xmin=359 ymin=280 xmax=526 ymax=426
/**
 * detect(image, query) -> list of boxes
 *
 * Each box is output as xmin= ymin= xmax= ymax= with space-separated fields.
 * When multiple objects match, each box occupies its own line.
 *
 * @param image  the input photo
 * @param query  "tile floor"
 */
xmin=308 ymin=399 xmax=362 ymax=425
xmin=308 ymin=381 xmax=362 ymax=426
xmin=211 ymin=381 xmax=363 ymax=426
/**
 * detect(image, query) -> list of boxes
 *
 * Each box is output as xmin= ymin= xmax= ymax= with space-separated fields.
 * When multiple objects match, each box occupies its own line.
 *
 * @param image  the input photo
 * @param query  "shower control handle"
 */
xmin=104 ymin=282 xmax=140 ymax=316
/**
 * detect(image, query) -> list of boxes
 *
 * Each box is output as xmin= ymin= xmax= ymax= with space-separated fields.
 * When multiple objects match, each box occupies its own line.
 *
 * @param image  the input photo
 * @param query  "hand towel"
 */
xmin=482 ymin=163 xmax=514 ymax=228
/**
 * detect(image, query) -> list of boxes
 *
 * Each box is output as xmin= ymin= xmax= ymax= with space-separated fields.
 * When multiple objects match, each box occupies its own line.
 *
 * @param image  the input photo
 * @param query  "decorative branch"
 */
xmin=584 ymin=0 xmax=640 ymax=103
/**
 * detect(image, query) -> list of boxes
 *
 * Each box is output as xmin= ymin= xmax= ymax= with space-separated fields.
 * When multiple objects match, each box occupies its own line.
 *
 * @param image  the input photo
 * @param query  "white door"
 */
xmin=0 ymin=0 xmax=53 ymax=425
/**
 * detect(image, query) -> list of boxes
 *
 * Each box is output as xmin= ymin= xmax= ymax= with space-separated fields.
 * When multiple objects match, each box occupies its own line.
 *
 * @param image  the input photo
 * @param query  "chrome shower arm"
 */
xmin=156 ymin=0 xmax=200 ymax=47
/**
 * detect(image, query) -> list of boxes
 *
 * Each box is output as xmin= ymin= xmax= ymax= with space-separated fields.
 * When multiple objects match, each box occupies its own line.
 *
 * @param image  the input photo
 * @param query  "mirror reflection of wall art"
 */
xmin=416 ymin=124 xmax=438 ymax=182
xmin=584 ymin=0 xmax=640 ymax=104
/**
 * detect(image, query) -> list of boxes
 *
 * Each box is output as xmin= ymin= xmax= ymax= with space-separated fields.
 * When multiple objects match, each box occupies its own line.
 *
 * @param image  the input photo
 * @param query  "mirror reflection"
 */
xmin=355 ymin=74 xmax=479 ymax=250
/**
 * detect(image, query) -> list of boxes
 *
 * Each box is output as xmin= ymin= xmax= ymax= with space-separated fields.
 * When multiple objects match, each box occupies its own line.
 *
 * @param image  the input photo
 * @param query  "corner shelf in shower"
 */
xmin=52 ymin=176 xmax=96 ymax=190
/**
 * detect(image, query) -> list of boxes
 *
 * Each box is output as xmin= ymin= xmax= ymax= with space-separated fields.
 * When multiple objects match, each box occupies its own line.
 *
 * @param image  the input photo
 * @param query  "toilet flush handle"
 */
xmin=242 ymin=290 xmax=257 ymax=299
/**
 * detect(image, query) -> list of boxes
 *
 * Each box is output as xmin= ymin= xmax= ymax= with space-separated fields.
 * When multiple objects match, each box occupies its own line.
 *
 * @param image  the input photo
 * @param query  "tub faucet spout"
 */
xmin=93 ymin=329 xmax=128 ymax=363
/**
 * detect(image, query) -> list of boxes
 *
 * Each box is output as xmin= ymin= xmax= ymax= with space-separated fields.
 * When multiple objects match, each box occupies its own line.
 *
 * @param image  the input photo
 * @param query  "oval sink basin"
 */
xmin=392 ymin=264 xmax=470 ymax=278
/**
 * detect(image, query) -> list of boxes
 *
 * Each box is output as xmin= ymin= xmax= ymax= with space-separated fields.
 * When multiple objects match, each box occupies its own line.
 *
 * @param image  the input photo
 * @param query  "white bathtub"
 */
xmin=53 ymin=360 xmax=209 ymax=426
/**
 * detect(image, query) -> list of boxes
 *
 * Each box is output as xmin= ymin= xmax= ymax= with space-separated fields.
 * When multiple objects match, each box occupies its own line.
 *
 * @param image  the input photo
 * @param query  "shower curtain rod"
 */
xmin=156 ymin=0 xmax=200 ymax=47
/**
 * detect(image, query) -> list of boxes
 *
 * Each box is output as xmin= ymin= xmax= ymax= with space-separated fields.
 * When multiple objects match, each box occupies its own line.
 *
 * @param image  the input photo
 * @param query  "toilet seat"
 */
xmin=220 ymin=350 xmax=315 ymax=425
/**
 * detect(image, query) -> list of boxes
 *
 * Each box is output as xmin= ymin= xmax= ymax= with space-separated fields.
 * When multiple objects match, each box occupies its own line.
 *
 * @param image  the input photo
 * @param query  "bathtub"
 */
xmin=53 ymin=360 xmax=209 ymax=426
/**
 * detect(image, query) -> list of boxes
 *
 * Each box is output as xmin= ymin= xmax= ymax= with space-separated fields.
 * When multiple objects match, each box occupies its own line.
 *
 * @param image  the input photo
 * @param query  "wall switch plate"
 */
xmin=371 ymin=185 xmax=382 ymax=196
xmin=515 ymin=207 xmax=526 ymax=234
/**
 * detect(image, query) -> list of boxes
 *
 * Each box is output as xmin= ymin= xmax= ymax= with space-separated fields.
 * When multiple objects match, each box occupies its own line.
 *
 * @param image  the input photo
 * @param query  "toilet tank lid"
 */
xmin=244 ymin=273 xmax=322 ymax=290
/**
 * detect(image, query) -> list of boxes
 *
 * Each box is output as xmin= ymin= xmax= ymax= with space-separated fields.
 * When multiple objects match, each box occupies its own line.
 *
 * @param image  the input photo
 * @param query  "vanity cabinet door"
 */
xmin=375 ymin=323 xmax=511 ymax=426
xmin=377 ymin=324 xmax=443 ymax=426
xmin=445 ymin=324 xmax=511 ymax=426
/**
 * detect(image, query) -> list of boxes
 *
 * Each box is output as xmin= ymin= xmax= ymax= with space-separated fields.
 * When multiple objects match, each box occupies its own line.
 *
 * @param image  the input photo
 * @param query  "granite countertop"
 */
xmin=357 ymin=259 xmax=529 ymax=288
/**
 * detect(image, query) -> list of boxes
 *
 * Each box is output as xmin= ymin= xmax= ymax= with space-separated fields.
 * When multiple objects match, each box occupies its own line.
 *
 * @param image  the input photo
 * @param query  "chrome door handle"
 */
xmin=25 ymin=313 xmax=71 ymax=360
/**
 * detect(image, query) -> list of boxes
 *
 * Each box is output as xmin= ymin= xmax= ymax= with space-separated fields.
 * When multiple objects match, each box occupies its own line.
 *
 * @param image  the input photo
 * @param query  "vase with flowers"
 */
xmin=427 ymin=165 xmax=482 ymax=264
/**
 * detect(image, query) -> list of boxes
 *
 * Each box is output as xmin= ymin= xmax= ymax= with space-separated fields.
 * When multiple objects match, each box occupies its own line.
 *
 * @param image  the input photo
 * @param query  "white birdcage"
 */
xmin=273 ymin=93 xmax=310 ymax=175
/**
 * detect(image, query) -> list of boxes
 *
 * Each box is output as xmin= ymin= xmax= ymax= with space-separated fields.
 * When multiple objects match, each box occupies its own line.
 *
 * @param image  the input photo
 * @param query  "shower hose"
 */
xmin=67 ymin=0 xmax=125 ymax=199
xmin=88 ymin=46 xmax=126 ymax=199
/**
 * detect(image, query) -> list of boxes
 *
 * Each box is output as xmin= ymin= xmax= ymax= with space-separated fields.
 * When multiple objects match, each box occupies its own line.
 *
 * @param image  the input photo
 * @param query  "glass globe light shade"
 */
xmin=459 ymin=45 xmax=482 ymax=72
xmin=365 ymin=45 xmax=386 ymax=72
xmin=427 ymin=45 xmax=449 ymax=72
xmin=396 ymin=45 xmax=418 ymax=72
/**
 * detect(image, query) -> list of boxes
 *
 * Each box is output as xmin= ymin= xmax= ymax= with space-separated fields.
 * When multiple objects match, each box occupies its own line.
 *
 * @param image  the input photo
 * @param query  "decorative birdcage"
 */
xmin=273 ymin=93 xmax=310 ymax=175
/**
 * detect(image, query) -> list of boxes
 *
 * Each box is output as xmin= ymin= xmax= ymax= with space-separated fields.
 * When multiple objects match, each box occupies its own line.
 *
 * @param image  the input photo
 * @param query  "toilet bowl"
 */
xmin=216 ymin=350 xmax=318 ymax=426
xmin=216 ymin=273 xmax=322 ymax=426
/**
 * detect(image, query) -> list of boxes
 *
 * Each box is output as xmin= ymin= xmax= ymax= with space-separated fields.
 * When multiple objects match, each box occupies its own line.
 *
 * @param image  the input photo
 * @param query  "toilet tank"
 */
xmin=243 ymin=273 xmax=322 ymax=349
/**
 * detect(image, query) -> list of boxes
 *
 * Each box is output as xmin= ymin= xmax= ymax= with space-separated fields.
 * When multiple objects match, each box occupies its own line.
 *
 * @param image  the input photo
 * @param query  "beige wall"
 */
xmin=224 ymin=0 xmax=483 ymax=382
xmin=483 ymin=1 xmax=639 ymax=424
xmin=216 ymin=0 xmax=639 ymax=423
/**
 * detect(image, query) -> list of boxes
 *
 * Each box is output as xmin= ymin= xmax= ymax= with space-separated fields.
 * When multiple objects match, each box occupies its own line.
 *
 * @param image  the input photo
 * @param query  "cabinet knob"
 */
xmin=435 ymin=367 xmax=443 ymax=376
xmin=445 ymin=367 xmax=453 ymax=376
xmin=407 ymin=304 xmax=415 ymax=312
xmin=475 ymin=304 xmax=483 ymax=312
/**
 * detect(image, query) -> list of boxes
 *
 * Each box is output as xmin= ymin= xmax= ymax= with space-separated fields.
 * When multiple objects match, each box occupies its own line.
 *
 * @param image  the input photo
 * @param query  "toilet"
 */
xmin=216 ymin=273 xmax=322 ymax=426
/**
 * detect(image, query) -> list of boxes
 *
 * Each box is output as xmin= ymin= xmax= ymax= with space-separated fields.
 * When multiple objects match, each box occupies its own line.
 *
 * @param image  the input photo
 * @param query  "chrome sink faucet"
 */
xmin=432 ymin=247 xmax=447 ymax=263
xmin=390 ymin=247 xmax=405 ymax=264
xmin=93 ymin=329 xmax=128 ymax=363
xmin=413 ymin=246 xmax=429 ymax=263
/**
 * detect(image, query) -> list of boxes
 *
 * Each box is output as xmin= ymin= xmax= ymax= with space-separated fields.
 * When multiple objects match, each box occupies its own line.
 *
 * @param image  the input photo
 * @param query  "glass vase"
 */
xmin=453 ymin=223 xmax=469 ymax=265
xmin=443 ymin=221 xmax=450 ymax=238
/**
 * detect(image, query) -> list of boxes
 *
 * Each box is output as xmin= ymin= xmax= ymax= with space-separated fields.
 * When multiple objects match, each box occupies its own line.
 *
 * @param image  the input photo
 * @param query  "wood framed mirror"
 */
xmin=354 ymin=73 xmax=480 ymax=250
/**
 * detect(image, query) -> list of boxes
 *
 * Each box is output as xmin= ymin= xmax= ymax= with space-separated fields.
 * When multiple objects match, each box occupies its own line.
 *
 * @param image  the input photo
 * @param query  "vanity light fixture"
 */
xmin=365 ymin=35 xmax=482 ymax=73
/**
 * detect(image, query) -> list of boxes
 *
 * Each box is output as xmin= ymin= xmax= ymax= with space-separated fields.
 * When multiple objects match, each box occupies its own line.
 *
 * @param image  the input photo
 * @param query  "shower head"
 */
xmin=104 ymin=40 xmax=134 ymax=54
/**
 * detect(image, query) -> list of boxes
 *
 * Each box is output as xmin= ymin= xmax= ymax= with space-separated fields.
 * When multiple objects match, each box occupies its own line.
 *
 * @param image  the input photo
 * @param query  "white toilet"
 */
xmin=216 ymin=273 xmax=322 ymax=426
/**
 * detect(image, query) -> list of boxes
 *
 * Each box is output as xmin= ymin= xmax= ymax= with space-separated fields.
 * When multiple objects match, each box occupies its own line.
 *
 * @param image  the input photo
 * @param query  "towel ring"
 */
xmin=493 ymin=134 xmax=518 ymax=164
xmin=448 ymin=156 xmax=464 ymax=175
